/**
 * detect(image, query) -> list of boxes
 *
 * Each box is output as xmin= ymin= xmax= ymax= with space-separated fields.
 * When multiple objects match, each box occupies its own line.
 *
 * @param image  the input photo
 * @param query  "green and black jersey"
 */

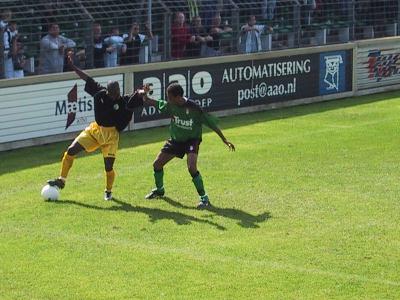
xmin=156 ymin=98 xmax=218 ymax=142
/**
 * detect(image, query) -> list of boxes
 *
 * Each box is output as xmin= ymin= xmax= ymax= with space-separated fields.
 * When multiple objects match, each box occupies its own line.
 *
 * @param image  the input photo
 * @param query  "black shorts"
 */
xmin=161 ymin=139 xmax=201 ymax=159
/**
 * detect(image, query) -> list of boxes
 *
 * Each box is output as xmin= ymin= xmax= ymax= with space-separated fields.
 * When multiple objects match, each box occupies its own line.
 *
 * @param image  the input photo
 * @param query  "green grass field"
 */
xmin=1 ymin=92 xmax=399 ymax=299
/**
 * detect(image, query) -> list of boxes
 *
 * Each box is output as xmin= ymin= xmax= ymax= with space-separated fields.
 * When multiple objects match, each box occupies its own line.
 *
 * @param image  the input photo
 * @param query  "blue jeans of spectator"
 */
xmin=262 ymin=0 xmax=276 ymax=21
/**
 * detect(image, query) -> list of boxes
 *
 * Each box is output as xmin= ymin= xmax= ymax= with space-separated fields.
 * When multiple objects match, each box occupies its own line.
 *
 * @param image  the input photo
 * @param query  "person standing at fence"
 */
xmin=239 ymin=15 xmax=271 ymax=54
xmin=92 ymin=23 xmax=111 ymax=68
xmin=11 ymin=37 xmax=26 ymax=78
xmin=39 ymin=23 xmax=76 ymax=74
xmin=46 ymin=57 xmax=144 ymax=201
xmin=0 ymin=9 xmax=12 ymax=30
xmin=171 ymin=12 xmax=191 ymax=59
xmin=207 ymin=13 xmax=232 ymax=56
xmin=262 ymin=0 xmax=277 ymax=21
xmin=3 ymin=20 xmax=18 ymax=78
xmin=186 ymin=16 xmax=213 ymax=58
xmin=121 ymin=22 xmax=153 ymax=65
xmin=103 ymin=27 xmax=126 ymax=67
xmin=140 ymin=83 xmax=235 ymax=209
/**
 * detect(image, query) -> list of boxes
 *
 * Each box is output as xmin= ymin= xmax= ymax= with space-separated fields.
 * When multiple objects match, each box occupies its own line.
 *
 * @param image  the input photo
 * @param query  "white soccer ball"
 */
xmin=41 ymin=184 xmax=60 ymax=201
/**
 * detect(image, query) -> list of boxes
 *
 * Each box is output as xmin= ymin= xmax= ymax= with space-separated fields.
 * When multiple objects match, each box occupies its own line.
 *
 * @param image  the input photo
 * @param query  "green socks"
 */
xmin=154 ymin=169 xmax=206 ymax=196
xmin=192 ymin=171 xmax=206 ymax=197
xmin=154 ymin=169 xmax=164 ymax=192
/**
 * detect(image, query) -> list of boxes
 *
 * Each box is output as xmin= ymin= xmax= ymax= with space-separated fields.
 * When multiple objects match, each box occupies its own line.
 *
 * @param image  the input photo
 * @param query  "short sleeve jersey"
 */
xmin=84 ymin=77 xmax=143 ymax=131
xmin=156 ymin=98 xmax=218 ymax=142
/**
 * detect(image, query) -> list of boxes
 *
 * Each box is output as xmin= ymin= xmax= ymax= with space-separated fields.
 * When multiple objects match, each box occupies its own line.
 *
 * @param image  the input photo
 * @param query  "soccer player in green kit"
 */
xmin=140 ymin=82 xmax=235 ymax=209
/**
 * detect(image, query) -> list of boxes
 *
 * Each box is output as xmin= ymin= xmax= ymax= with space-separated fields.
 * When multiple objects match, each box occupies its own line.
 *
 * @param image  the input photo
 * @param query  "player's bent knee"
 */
xmin=188 ymin=166 xmax=198 ymax=177
xmin=104 ymin=159 xmax=115 ymax=172
xmin=67 ymin=147 xmax=78 ymax=156
xmin=67 ymin=142 xmax=84 ymax=156
xmin=153 ymin=160 xmax=163 ymax=171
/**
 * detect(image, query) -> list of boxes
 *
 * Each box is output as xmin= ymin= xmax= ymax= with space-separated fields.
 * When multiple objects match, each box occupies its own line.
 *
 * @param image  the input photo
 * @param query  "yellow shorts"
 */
xmin=74 ymin=122 xmax=119 ymax=158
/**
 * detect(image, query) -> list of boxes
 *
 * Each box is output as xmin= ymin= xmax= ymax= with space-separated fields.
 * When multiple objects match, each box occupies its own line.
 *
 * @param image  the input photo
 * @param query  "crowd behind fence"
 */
xmin=0 ymin=0 xmax=399 ymax=80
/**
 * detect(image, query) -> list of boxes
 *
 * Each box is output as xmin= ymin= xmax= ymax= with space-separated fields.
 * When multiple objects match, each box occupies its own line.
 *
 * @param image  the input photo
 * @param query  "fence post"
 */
xmin=147 ymin=0 xmax=152 ymax=62
xmin=398 ymin=0 xmax=400 ymax=35
xmin=163 ymin=13 xmax=172 ymax=61
xmin=85 ymin=20 xmax=94 ymax=69
xmin=293 ymin=2 xmax=301 ymax=48
xmin=0 ymin=27 xmax=4 ymax=79
xmin=350 ymin=0 xmax=355 ymax=40
xmin=232 ymin=8 xmax=240 ymax=54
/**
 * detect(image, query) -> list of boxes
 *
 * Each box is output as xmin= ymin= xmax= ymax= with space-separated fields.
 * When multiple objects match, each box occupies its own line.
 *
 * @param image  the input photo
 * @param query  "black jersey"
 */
xmin=84 ymin=77 xmax=143 ymax=131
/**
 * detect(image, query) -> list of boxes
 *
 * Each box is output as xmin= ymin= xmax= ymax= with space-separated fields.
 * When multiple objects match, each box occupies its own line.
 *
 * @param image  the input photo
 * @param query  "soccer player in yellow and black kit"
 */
xmin=47 ymin=57 xmax=143 ymax=200
xmin=140 ymin=83 xmax=235 ymax=209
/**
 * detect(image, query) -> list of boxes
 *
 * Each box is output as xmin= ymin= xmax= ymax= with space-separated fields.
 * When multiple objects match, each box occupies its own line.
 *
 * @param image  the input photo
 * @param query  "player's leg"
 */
xmin=185 ymin=139 xmax=209 ymax=208
xmin=48 ymin=123 xmax=100 ymax=190
xmin=145 ymin=151 xmax=175 ymax=199
xmin=103 ymin=157 xmax=115 ymax=201
xmin=100 ymin=128 xmax=119 ymax=201
xmin=187 ymin=152 xmax=210 ymax=209
xmin=47 ymin=141 xmax=85 ymax=189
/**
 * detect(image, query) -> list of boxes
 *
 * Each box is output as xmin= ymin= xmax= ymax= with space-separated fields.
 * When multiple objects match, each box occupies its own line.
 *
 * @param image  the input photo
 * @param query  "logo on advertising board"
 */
xmin=367 ymin=49 xmax=400 ymax=82
xmin=135 ymin=70 xmax=215 ymax=121
xmin=65 ymin=84 xmax=77 ymax=129
xmin=55 ymin=85 xmax=93 ymax=130
xmin=319 ymin=51 xmax=346 ymax=95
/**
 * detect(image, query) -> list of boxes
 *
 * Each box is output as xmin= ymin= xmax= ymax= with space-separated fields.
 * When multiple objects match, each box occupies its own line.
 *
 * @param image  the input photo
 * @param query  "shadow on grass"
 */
xmin=163 ymin=197 xmax=271 ymax=229
xmin=1 ymin=91 xmax=394 ymax=175
xmin=53 ymin=198 xmax=226 ymax=231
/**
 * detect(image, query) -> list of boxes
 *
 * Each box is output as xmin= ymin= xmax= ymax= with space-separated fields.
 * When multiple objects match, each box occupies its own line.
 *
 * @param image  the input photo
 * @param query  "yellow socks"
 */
xmin=105 ymin=170 xmax=115 ymax=192
xmin=60 ymin=152 xmax=75 ymax=179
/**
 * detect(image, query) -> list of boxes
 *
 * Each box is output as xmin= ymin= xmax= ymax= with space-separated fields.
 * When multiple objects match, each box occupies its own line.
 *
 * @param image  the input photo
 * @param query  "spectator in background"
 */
xmin=262 ymin=0 xmax=276 ymax=21
xmin=12 ymin=37 xmax=26 ymax=78
xmin=186 ymin=16 xmax=212 ymax=58
xmin=40 ymin=2 xmax=58 ymax=37
xmin=103 ymin=27 xmax=126 ymax=67
xmin=171 ymin=12 xmax=190 ymax=59
xmin=92 ymin=23 xmax=110 ymax=68
xmin=3 ymin=20 xmax=18 ymax=78
xmin=0 ymin=9 xmax=12 ymax=30
xmin=239 ymin=15 xmax=272 ymax=54
xmin=207 ymin=13 xmax=232 ymax=56
xmin=121 ymin=22 xmax=153 ymax=65
xmin=39 ymin=23 xmax=76 ymax=74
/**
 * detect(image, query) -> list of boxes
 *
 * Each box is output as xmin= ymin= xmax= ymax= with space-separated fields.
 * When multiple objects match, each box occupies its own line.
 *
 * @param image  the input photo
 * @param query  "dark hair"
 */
xmin=49 ymin=23 xmax=59 ymax=30
xmin=167 ymin=82 xmax=184 ymax=97
xmin=107 ymin=81 xmax=120 ymax=94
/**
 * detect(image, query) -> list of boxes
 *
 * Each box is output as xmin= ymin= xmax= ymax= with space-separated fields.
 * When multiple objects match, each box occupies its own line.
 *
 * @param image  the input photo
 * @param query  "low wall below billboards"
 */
xmin=0 ymin=43 xmax=355 ymax=151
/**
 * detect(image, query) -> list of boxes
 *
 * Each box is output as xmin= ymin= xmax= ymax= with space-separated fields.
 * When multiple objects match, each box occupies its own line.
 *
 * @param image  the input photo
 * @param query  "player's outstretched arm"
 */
xmin=213 ymin=127 xmax=235 ymax=151
xmin=67 ymin=55 xmax=89 ymax=82
xmin=137 ymin=84 xmax=158 ymax=106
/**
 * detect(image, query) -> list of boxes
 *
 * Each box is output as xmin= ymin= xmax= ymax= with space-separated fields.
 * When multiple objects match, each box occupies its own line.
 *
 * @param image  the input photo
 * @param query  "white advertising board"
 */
xmin=357 ymin=39 xmax=400 ymax=90
xmin=0 ymin=75 xmax=123 ymax=144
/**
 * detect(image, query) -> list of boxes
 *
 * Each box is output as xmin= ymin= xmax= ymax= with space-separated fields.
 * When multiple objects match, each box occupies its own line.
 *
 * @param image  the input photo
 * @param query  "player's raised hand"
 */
xmin=137 ymin=84 xmax=157 ymax=105
xmin=143 ymin=84 xmax=151 ymax=94
xmin=224 ymin=140 xmax=235 ymax=151
xmin=67 ymin=54 xmax=73 ymax=66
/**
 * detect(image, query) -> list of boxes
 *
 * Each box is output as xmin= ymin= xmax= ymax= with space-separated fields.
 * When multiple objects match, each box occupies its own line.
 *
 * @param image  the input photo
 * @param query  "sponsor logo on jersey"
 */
xmin=173 ymin=116 xmax=193 ymax=130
